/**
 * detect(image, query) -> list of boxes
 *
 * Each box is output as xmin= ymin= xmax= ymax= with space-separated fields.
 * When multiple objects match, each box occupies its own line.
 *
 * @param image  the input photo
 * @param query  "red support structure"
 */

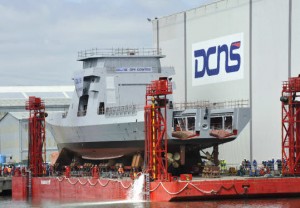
xmin=25 ymin=96 xmax=46 ymax=177
xmin=144 ymin=77 xmax=172 ymax=181
xmin=281 ymin=76 xmax=300 ymax=175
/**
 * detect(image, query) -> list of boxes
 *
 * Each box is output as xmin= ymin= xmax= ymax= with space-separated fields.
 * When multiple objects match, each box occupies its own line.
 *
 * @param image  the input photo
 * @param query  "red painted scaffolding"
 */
xmin=281 ymin=76 xmax=300 ymax=175
xmin=144 ymin=77 xmax=172 ymax=181
xmin=25 ymin=96 xmax=47 ymax=177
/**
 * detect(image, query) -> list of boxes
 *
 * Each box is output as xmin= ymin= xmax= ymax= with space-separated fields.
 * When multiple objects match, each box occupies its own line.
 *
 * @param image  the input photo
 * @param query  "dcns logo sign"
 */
xmin=194 ymin=41 xmax=241 ymax=77
xmin=192 ymin=33 xmax=244 ymax=86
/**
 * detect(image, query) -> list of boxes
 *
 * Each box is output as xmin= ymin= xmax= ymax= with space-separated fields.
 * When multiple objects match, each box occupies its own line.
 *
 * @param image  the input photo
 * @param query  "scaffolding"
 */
xmin=144 ymin=77 xmax=172 ymax=181
xmin=281 ymin=76 xmax=300 ymax=175
xmin=25 ymin=96 xmax=46 ymax=177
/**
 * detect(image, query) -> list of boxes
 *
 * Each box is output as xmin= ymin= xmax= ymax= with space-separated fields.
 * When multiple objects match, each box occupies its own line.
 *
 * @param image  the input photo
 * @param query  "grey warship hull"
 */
xmin=48 ymin=105 xmax=250 ymax=160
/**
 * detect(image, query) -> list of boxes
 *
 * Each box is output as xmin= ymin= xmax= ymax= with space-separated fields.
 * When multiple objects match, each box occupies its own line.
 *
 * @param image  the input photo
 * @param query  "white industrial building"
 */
xmin=0 ymin=86 xmax=73 ymax=163
xmin=152 ymin=0 xmax=300 ymax=164
xmin=0 ymin=112 xmax=57 ymax=163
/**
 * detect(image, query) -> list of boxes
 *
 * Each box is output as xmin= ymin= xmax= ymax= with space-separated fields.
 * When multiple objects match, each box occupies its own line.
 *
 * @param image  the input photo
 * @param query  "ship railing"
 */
xmin=282 ymin=77 xmax=300 ymax=92
xmin=105 ymin=104 xmax=139 ymax=117
xmin=173 ymin=100 xmax=249 ymax=110
xmin=78 ymin=48 xmax=162 ymax=59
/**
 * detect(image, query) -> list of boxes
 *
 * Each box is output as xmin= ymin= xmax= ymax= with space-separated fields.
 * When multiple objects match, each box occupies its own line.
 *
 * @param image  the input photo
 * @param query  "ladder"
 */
xmin=144 ymin=173 xmax=150 ymax=201
xmin=27 ymin=170 xmax=32 ymax=198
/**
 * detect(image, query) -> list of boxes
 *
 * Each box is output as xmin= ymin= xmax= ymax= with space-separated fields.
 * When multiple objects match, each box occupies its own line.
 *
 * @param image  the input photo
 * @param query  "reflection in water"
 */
xmin=60 ymin=201 xmax=148 ymax=208
xmin=41 ymin=197 xmax=300 ymax=208
xmin=2 ymin=194 xmax=300 ymax=207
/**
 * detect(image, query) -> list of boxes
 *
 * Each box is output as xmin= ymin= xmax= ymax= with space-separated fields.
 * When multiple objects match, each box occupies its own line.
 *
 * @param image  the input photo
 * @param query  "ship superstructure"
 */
xmin=47 ymin=48 xmax=174 ymax=160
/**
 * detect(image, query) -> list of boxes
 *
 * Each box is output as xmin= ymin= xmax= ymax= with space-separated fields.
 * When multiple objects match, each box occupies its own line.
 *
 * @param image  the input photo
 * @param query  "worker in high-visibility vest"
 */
xmin=133 ymin=168 xmax=137 ymax=179
xmin=7 ymin=166 xmax=11 ymax=176
xmin=220 ymin=160 xmax=226 ymax=174
xmin=14 ymin=167 xmax=21 ymax=177
xmin=91 ymin=165 xmax=94 ymax=177
xmin=21 ymin=166 xmax=26 ymax=176
xmin=65 ymin=166 xmax=71 ymax=178
xmin=3 ymin=166 xmax=8 ymax=177
xmin=93 ymin=165 xmax=99 ymax=179
xmin=224 ymin=160 xmax=227 ymax=173
xmin=118 ymin=165 xmax=124 ymax=179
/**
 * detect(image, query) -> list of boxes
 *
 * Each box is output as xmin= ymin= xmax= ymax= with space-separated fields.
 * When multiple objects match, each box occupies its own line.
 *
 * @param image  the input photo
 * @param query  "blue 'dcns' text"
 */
xmin=194 ymin=41 xmax=241 ymax=78
xmin=192 ymin=33 xmax=244 ymax=86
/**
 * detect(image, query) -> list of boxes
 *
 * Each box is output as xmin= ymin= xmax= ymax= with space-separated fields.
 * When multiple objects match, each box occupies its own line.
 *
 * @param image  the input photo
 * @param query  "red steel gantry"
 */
xmin=144 ymin=77 xmax=172 ymax=181
xmin=25 ymin=96 xmax=47 ymax=177
xmin=281 ymin=76 xmax=300 ymax=175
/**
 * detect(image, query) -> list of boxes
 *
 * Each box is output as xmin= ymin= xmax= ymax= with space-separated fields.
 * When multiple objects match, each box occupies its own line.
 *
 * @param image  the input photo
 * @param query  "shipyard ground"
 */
xmin=12 ymin=175 xmax=300 ymax=202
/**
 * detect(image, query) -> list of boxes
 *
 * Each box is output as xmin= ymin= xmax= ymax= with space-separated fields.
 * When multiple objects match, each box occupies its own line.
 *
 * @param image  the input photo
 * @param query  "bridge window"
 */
xmin=210 ymin=117 xmax=222 ymax=130
xmin=173 ymin=117 xmax=186 ymax=131
xmin=178 ymin=118 xmax=186 ymax=131
xmin=98 ymin=102 xmax=105 ymax=115
xmin=174 ymin=116 xmax=195 ymax=132
xmin=187 ymin=117 xmax=195 ymax=131
xmin=77 ymin=95 xmax=89 ymax=117
xmin=224 ymin=116 xmax=232 ymax=130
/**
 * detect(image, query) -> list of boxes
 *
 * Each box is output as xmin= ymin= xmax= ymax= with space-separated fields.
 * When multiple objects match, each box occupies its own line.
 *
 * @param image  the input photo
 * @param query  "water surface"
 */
xmin=1 ymin=195 xmax=300 ymax=208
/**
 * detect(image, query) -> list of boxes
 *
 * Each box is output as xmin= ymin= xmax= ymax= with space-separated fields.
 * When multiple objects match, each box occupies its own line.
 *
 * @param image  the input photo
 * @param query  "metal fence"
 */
xmin=174 ymin=100 xmax=249 ymax=110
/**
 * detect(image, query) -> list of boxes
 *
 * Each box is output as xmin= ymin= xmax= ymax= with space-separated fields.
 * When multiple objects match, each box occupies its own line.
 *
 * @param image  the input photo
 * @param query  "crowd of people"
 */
xmin=236 ymin=159 xmax=282 ymax=176
xmin=0 ymin=164 xmax=25 ymax=177
xmin=60 ymin=163 xmax=140 ymax=180
xmin=0 ymin=159 xmax=285 ymax=179
xmin=0 ymin=162 xmax=141 ymax=179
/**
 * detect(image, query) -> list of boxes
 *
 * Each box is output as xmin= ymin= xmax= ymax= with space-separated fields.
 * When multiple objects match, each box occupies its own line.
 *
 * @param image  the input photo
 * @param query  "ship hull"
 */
xmin=49 ymin=120 xmax=237 ymax=161
xmin=48 ymin=106 xmax=251 ymax=169
xmin=57 ymin=137 xmax=236 ymax=158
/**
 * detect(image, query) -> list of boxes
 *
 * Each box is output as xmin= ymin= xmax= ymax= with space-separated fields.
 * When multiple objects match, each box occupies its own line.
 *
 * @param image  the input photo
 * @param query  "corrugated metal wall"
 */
xmin=251 ymin=0 xmax=289 ymax=162
xmin=0 ymin=115 xmax=20 ymax=162
xmin=154 ymin=12 xmax=186 ymax=102
xmin=154 ymin=0 xmax=300 ymax=164
xmin=0 ymin=114 xmax=57 ymax=163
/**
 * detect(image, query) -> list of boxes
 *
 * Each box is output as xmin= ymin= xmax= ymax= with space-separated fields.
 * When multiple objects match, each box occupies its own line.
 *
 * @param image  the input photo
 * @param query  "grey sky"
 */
xmin=0 ymin=0 xmax=212 ymax=86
